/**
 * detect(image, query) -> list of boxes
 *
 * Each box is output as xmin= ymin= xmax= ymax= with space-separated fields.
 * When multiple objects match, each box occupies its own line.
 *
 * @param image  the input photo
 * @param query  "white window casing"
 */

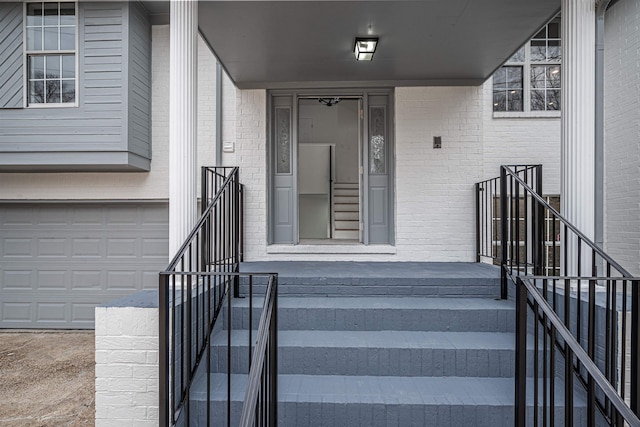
xmin=23 ymin=1 xmax=78 ymax=108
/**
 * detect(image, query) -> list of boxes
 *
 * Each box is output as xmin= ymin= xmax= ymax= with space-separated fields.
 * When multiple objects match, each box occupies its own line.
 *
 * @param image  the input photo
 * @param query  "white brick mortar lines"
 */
xmin=604 ymin=1 xmax=640 ymax=275
xmin=394 ymin=87 xmax=483 ymax=262
xmin=221 ymin=71 xmax=238 ymax=166
xmin=0 ymin=26 xmax=217 ymax=201
xmin=233 ymin=90 xmax=268 ymax=260
xmin=481 ymin=80 xmax=561 ymax=194
xmin=95 ymin=306 xmax=159 ymax=427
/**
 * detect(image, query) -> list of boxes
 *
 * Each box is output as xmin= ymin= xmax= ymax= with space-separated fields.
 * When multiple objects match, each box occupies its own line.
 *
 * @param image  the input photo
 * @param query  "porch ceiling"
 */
xmin=146 ymin=0 xmax=561 ymax=89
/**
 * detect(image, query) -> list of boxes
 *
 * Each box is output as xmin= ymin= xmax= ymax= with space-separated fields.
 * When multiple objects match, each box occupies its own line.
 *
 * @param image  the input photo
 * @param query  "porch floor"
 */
xmin=239 ymin=261 xmax=501 ymax=297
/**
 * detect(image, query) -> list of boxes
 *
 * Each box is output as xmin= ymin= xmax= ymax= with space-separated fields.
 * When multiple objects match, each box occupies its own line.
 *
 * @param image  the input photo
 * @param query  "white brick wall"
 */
xmin=394 ymin=87 xmax=484 ymax=261
xmin=0 ymin=26 xmax=217 ymax=201
xmin=233 ymin=90 xmax=268 ymax=260
xmin=604 ymin=0 xmax=640 ymax=275
xmin=95 ymin=305 xmax=159 ymax=427
xmin=481 ymin=80 xmax=561 ymax=194
xmin=221 ymin=71 xmax=237 ymax=165
xmin=227 ymin=85 xmax=563 ymax=262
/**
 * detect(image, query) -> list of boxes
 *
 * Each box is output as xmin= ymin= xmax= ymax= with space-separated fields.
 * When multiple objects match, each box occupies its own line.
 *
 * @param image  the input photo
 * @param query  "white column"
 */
xmin=561 ymin=0 xmax=595 ymax=275
xmin=169 ymin=0 xmax=198 ymax=257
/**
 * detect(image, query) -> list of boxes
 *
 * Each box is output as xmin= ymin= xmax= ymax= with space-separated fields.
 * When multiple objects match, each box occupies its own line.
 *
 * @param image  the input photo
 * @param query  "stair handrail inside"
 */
xmin=476 ymin=164 xmax=640 ymax=425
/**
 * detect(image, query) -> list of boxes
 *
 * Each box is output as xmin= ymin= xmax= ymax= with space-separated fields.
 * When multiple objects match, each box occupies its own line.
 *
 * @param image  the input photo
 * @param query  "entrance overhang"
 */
xmin=143 ymin=0 xmax=560 ymax=89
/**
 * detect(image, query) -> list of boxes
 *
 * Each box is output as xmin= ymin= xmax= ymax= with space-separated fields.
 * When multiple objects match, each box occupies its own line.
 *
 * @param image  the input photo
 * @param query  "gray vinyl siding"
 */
xmin=0 ymin=3 xmax=23 ymax=109
xmin=0 ymin=2 xmax=152 ymax=172
xmin=127 ymin=1 xmax=152 ymax=158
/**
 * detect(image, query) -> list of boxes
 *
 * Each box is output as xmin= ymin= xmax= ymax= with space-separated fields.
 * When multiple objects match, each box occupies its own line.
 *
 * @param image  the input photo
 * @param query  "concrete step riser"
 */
xmin=238 ymin=283 xmax=500 ymax=297
xmin=191 ymin=400 xmax=586 ymax=427
xmin=223 ymin=307 xmax=515 ymax=332
xmin=210 ymin=345 xmax=544 ymax=377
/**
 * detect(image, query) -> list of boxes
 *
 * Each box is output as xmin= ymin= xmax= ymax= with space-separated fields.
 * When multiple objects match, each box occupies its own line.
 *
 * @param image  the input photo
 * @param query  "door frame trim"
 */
xmin=267 ymin=87 xmax=395 ymax=246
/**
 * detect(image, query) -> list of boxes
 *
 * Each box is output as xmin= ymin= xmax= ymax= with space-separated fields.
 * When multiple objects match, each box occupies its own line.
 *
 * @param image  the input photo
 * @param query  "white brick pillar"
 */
xmin=561 ymin=0 xmax=595 ymax=275
xmin=169 ymin=0 xmax=198 ymax=256
xmin=95 ymin=292 xmax=159 ymax=426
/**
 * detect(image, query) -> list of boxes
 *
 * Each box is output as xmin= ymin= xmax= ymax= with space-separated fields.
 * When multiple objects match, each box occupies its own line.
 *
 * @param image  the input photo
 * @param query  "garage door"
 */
xmin=0 ymin=202 xmax=169 ymax=329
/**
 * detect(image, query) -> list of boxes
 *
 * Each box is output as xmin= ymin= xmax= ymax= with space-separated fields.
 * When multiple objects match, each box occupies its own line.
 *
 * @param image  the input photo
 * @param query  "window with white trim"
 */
xmin=25 ymin=1 xmax=76 ymax=106
xmin=493 ymin=15 xmax=561 ymax=113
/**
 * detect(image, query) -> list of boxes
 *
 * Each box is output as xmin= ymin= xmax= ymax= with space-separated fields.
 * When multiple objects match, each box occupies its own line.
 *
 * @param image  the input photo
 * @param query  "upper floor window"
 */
xmin=25 ymin=2 xmax=76 ymax=106
xmin=493 ymin=16 xmax=561 ymax=113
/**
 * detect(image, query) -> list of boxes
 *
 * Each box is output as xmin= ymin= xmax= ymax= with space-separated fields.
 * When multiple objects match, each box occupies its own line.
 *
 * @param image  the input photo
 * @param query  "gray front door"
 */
xmin=269 ymin=90 xmax=394 ymax=245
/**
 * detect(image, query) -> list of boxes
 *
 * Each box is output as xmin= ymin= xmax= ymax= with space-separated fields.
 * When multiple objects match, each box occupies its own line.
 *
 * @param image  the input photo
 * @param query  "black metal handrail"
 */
xmin=202 ymin=166 xmax=245 ymax=263
xmin=500 ymin=165 xmax=633 ymax=280
xmin=239 ymin=274 xmax=278 ymax=427
xmin=516 ymin=276 xmax=640 ymax=426
xmin=159 ymin=168 xmax=277 ymax=426
xmin=159 ymin=271 xmax=277 ymax=427
xmin=476 ymin=165 xmax=640 ymax=424
xmin=475 ymin=165 xmax=543 ymax=274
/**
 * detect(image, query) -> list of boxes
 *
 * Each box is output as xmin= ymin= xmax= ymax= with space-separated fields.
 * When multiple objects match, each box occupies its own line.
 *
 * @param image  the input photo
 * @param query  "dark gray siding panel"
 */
xmin=0 ymin=202 xmax=169 ymax=329
xmin=0 ymin=3 xmax=23 ymax=109
xmin=127 ymin=2 xmax=152 ymax=159
xmin=0 ymin=2 xmax=152 ymax=171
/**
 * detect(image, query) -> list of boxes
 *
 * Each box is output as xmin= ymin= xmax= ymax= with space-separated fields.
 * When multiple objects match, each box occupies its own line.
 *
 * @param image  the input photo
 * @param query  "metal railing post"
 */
xmin=159 ymin=273 xmax=169 ymax=427
xmin=514 ymin=276 xmax=527 ymax=426
xmin=500 ymin=166 xmax=508 ymax=299
xmin=270 ymin=276 xmax=278 ymax=426
xmin=632 ymin=280 xmax=640 ymax=416
xmin=234 ymin=171 xmax=240 ymax=297
xmin=201 ymin=166 xmax=208 ymax=214
xmin=534 ymin=165 xmax=544 ymax=276
xmin=475 ymin=182 xmax=481 ymax=263
xmin=239 ymin=185 xmax=245 ymax=262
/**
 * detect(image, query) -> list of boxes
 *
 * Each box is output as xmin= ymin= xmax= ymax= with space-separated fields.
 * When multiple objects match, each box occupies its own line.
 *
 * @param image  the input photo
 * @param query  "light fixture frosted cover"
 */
xmin=354 ymin=38 xmax=378 ymax=61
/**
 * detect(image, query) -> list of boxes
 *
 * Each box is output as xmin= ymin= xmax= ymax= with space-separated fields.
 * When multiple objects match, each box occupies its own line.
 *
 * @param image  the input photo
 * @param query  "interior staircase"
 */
xmin=333 ymin=182 xmax=359 ymax=240
xmin=191 ymin=262 xmax=586 ymax=426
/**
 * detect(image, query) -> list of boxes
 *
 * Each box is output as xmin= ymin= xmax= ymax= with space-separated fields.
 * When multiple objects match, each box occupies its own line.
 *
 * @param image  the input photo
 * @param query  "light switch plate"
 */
xmin=223 ymin=141 xmax=235 ymax=153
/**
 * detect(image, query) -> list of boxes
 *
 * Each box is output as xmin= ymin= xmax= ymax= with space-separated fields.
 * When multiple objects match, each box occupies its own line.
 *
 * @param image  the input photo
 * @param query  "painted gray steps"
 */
xmin=190 ymin=374 xmax=587 ymax=427
xmin=238 ymin=281 xmax=500 ymax=297
xmin=238 ymin=261 xmax=501 ymax=297
xmin=210 ymin=329 xmax=536 ymax=377
xmin=225 ymin=297 xmax=515 ymax=332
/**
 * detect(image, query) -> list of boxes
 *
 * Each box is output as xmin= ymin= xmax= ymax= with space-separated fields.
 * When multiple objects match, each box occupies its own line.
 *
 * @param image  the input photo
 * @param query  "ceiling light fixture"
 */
xmin=354 ymin=37 xmax=378 ymax=61
xmin=318 ymin=97 xmax=341 ymax=107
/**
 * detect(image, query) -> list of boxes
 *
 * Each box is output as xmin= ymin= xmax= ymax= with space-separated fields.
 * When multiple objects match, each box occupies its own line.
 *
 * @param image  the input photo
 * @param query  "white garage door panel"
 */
xmin=0 ymin=203 xmax=169 ymax=329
